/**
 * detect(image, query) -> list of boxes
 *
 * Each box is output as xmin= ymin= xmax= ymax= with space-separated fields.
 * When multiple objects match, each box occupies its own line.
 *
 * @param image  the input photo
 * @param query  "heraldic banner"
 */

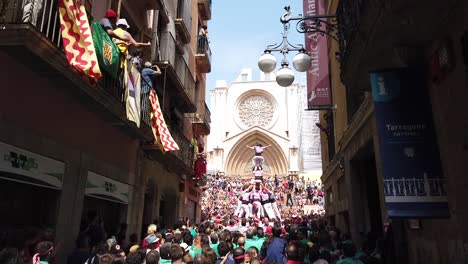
xmin=125 ymin=62 xmax=141 ymax=127
xmin=91 ymin=18 xmax=119 ymax=78
xmin=149 ymin=89 xmax=180 ymax=152
xmin=58 ymin=0 xmax=101 ymax=80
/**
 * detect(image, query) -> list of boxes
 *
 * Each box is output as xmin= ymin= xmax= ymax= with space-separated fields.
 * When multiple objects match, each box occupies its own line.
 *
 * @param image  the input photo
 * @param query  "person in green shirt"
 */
xmin=210 ymin=233 xmax=220 ymax=257
xmin=336 ymin=243 xmax=364 ymax=264
xmin=254 ymin=228 xmax=266 ymax=251
xmin=244 ymin=229 xmax=257 ymax=251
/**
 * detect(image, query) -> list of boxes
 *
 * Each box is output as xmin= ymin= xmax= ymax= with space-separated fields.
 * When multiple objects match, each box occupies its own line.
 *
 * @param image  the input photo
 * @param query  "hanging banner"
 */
xmin=125 ymin=62 xmax=142 ymax=127
xmin=370 ymin=68 xmax=449 ymax=218
xmin=149 ymin=89 xmax=180 ymax=152
xmin=303 ymin=0 xmax=331 ymax=110
xmin=58 ymin=0 xmax=102 ymax=80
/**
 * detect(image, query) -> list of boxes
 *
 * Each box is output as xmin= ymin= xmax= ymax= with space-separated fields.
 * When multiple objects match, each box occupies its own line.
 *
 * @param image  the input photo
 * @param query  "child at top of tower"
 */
xmin=246 ymin=143 xmax=271 ymax=156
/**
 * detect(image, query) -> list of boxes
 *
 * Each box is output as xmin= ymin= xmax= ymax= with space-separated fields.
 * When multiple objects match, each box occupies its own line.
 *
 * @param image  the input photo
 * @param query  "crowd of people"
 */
xmin=0 ymin=209 xmax=384 ymax=264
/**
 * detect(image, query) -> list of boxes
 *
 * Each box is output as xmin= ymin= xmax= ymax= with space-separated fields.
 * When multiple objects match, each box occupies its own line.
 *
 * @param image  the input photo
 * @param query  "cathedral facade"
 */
xmin=207 ymin=69 xmax=322 ymax=179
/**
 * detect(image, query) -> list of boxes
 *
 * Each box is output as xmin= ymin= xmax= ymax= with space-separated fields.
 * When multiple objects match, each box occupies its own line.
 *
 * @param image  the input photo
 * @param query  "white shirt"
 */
xmin=254 ymin=146 xmax=264 ymax=153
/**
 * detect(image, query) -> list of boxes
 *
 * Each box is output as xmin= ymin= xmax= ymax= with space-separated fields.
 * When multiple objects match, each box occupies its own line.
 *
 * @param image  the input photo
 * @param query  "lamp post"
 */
xmin=258 ymin=6 xmax=337 ymax=87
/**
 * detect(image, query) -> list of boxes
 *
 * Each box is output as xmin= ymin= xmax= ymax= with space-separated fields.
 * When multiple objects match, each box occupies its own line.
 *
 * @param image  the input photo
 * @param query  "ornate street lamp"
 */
xmin=258 ymin=6 xmax=338 ymax=87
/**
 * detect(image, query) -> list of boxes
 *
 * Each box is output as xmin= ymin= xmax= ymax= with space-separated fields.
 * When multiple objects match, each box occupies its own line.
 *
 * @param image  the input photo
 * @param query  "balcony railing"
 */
xmin=204 ymin=102 xmax=211 ymax=125
xmin=1 ymin=0 xmax=62 ymax=47
xmin=175 ymin=0 xmax=192 ymax=44
xmin=0 ymin=0 xmax=153 ymax=129
xmin=158 ymin=31 xmax=196 ymax=109
xmin=197 ymin=0 xmax=212 ymax=20
xmin=196 ymin=35 xmax=212 ymax=73
xmin=164 ymin=113 xmax=195 ymax=169
xmin=336 ymin=0 xmax=367 ymax=69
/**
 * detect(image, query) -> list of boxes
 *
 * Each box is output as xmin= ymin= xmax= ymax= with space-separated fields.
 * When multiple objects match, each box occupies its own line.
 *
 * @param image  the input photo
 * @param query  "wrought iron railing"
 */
xmin=1 ymin=0 xmax=62 ymax=47
xmin=175 ymin=55 xmax=196 ymax=104
xmin=176 ymin=0 xmax=192 ymax=33
xmin=159 ymin=31 xmax=196 ymax=105
xmin=158 ymin=31 xmax=176 ymax=65
xmin=164 ymin=113 xmax=195 ymax=168
xmin=0 ymin=0 xmax=152 ymax=128
xmin=336 ymin=0 xmax=367 ymax=68
xmin=197 ymin=35 xmax=212 ymax=63
xmin=204 ymin=103 xmax=211 ymax=125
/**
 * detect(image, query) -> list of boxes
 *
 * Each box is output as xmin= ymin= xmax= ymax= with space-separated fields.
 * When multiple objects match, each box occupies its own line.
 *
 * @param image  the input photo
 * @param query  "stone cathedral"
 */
xmin=207 ymin=68 xmax=322 ymax=180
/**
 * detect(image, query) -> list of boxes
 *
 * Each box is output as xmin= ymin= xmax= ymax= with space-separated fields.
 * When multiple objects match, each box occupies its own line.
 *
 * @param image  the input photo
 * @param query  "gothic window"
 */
xmin=238 ymin=96 xmax=274 ymax=128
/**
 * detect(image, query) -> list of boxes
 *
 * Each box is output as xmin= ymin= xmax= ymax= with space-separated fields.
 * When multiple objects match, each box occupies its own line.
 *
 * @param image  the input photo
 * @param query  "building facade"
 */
xmin=0 ymin=0 xmax=211 ymax=261
xmin=319 ymin=0 xmax=468 ymax=262
xmin=207 ymin=69 xmax=319 ymax=180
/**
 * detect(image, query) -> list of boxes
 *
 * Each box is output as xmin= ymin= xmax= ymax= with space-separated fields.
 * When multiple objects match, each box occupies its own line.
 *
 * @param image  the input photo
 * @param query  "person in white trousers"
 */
xmin=249 ymin=188 xmax=263 ymax=218
xmin=263 ymin=185 xmax=281 ymax=221
xmin=238 ymin=185 xmax=253 ymax=218
xmin=234 ymin=194 xmax=242 ymax=216
xmin=261 ymin=188 xmax=274 ymax=219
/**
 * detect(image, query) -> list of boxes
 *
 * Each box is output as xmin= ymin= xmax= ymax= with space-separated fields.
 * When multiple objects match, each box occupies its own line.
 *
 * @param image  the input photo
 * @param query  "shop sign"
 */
xmin=370 ymin=68 xmax=449 ymax=218
xmin=0 ymin=142 xmax=65 ymax=189
xmin=86 ymin=171 xmax=131 ymax=204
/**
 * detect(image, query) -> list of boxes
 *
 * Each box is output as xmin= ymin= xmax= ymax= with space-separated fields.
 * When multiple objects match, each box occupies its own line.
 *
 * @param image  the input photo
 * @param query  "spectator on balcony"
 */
xmin=99 ymin=9 xmax=126 ymax=41
xmin=141 ymin=61 xmax=161 ymax=123
xmin=131 ymin=49 xmax=144 ymax=71
xmin=199 ymin=25 xmax=208 ymax=37
xmin=113 ymin=18 xmax=150 ymax=58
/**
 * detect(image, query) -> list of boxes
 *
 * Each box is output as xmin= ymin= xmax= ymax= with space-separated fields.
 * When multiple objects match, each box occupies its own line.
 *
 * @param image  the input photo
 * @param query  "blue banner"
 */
xmin=370 ymin=68 xmax=449 ymax=218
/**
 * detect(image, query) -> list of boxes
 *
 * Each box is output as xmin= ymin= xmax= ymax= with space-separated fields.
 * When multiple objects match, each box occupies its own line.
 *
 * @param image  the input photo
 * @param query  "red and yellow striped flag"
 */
xmin=149 ymin=89 xmax=180 ymax=152
xmin=58 ymin=0 xmax=101 ymax=80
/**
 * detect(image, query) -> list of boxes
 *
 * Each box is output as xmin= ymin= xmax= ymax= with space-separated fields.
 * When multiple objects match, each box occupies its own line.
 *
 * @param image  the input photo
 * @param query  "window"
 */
xmin=241 ymin=74 xmax=248 ymax=82
xmin=327 ymin=188 xmax=333 ymax=204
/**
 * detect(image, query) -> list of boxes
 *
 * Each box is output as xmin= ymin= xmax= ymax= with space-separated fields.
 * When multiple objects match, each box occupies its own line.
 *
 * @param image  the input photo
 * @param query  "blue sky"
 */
xmin=205 ymin=0 xmax=306 ymax=103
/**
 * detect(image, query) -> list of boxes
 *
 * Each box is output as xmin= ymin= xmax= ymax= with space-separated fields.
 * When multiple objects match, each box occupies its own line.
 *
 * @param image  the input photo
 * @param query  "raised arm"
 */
xmin=151 ymin=65 xmax=162 ymax=75
xmin=123 ymin=31 xmax=151 ymax=47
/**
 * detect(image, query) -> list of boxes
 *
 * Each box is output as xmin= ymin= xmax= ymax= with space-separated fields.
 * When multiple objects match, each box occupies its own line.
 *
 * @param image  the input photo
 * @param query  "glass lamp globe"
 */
xmin=258 ymin=52 xmax=277 ymax=73
xmin=276 ymin=65 xmax=295 ymax=87
xmin=292 ymin=52 xmax=312 ymax=72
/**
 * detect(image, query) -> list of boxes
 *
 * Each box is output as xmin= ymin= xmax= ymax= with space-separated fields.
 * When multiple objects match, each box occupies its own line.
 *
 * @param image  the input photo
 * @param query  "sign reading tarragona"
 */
xmin=303 ymin=0 xmax=332 ymax=110
xmin=370 ymin=68 xmax=449 ymax=218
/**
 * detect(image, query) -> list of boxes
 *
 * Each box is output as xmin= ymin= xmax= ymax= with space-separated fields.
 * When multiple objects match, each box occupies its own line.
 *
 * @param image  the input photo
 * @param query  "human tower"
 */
xmin=234 ymin=144 xmax=282 ymax=220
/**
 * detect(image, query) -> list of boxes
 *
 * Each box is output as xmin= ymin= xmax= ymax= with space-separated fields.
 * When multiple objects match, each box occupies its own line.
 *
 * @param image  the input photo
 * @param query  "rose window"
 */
xmin=238 ymin=95 xmax=274 ymax=128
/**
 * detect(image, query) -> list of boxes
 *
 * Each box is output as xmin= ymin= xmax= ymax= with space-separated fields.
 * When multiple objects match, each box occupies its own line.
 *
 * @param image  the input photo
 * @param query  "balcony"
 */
xmin=197 ymin=0 xmax=212 ymax=20
xmin=156 ymin=31 xmax=196 ymax=113
xmin=143 ymin=113 xmax=195 ymax=176
xmin=190 ymin=102 xmax=211 ymax=136
xmin=175 ymin=0 xmax=192 ymax=44
xmin=195 ymin=35 xmax=212 ymax=73
xmin=0 ymin=0 xmax=153 ymax=141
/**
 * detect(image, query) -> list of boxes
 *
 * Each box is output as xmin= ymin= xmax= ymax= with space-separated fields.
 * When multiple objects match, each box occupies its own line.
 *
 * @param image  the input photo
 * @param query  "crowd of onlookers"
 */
xmin=0 ymin=213 xmax=384 ymax=264
xmin=0 ymin=173 xmax=386 ymax=264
